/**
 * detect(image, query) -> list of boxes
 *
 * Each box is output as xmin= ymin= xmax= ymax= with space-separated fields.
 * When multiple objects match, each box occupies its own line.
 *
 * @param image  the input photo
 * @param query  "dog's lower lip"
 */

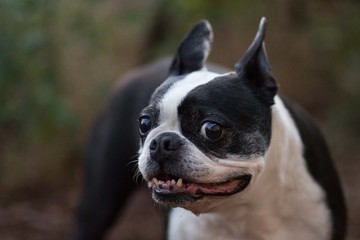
xmin=147 ymin=174 xmax=252 ymax=199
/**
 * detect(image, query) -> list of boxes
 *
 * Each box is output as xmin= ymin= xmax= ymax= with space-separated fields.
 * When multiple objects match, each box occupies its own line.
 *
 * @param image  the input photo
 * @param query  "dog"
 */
xmin=136 ymin=18 xmax=347 ymax=239
xmin=75 ymin=18 xmax=346 ymax=240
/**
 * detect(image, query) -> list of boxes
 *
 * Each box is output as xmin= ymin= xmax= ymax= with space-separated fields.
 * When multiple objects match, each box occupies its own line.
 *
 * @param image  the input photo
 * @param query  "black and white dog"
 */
xmin=76 ymin=18 xmax=346 ymax=240
xmin=137 ymin=18 xmax=346 ymax=239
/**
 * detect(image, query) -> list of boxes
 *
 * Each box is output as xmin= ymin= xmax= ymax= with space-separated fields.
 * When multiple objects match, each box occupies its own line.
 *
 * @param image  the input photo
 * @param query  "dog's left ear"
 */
xmin=235 ymin=17 xmax=278 ymax=105
xmin=169 ymin=20 xmax=213 ymax=76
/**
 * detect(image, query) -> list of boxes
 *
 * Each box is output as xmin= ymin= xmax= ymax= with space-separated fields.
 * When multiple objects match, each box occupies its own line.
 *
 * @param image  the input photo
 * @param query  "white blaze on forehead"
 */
xmin=158 ymin=71 xmax=221 ymax=129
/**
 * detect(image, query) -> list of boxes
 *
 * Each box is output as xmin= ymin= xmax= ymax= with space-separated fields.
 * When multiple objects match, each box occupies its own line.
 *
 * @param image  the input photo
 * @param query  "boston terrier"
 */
xmin=136 ymin=18 xmax=347 ymax=239
xmin=75 ymin=18 xmax=346 ymax=240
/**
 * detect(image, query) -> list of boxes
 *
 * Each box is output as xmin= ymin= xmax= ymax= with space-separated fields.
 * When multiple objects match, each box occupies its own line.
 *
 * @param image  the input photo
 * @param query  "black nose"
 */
xmin=149 ymin=132 xmax=184 ymax=161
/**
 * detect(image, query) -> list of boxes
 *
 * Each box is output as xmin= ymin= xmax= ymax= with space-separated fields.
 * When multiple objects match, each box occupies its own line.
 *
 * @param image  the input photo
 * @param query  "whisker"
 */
xmin=128 ymin=154 xmax=144 ymax=184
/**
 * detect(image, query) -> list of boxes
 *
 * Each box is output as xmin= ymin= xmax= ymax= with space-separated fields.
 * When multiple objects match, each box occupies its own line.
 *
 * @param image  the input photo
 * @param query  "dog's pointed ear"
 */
xmin=169 ymin=20 xmax=213 ymax=76
xmin=235 ymin=17 xmax=278 ymax=105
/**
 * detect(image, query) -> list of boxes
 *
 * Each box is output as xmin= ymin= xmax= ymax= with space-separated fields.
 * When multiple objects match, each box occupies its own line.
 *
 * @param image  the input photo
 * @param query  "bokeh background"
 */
xmin=0 ymin=0 xmax=359 ymax=239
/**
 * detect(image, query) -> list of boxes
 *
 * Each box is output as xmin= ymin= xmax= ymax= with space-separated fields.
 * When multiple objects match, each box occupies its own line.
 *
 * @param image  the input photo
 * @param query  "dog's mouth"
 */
xmin=147 ymin=174 xmax=252 ymax=205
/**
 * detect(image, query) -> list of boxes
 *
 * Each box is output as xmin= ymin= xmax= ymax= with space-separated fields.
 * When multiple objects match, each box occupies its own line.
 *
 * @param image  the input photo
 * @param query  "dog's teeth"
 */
xmin=176 ymin=178 xmax=183 ymax=187
xmin=153 ymin=178 xmax=159 ymax=185
xmin=171 ymin=179 xmax=176 ymax=185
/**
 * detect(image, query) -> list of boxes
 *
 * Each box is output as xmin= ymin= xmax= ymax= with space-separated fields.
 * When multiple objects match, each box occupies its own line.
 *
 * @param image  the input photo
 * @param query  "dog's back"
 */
xmin=75 ymin=58 xmax=169 ymax=240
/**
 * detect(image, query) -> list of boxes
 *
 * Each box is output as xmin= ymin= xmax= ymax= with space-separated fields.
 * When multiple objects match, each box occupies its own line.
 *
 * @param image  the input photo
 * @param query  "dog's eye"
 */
xmin=139 ymin=116 xmax=152 ymax=135
xmin=201 ymin=121 xmax=223 ymax=140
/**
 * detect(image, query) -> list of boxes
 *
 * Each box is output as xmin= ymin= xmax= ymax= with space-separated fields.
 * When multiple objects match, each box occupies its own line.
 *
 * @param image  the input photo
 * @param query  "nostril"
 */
xmin=149 ymin=139 xmax=157 ymax=151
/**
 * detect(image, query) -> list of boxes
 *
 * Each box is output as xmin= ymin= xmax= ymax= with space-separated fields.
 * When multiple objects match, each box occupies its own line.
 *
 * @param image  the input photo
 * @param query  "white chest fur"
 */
xmin=167 ymin=96 xmax=331 ymax=240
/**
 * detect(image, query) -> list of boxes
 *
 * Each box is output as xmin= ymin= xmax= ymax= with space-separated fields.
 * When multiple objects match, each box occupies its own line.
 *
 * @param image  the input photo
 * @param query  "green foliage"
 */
xmin=0 ymin=0 xmax=76 ymax=142
xmin=0 ymin=0 xmax=78 ymax=197
xmin=0 ymin=0 xmax=158 ymax=197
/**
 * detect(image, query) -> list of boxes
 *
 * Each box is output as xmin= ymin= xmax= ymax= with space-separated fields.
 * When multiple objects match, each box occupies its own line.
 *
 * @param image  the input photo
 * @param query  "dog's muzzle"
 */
xmin=144 ymin=132 xmax=252 ymax=205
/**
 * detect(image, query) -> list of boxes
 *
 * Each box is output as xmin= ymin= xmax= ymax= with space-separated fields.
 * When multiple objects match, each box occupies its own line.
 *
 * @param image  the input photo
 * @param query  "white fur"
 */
xmin=159 ymin=71 xmax=220 ymax=129
xmin=167 ymin=96 xmax=331 ymax=240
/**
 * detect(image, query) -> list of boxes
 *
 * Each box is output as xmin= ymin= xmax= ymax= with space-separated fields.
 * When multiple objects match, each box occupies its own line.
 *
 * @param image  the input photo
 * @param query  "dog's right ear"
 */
xmin=235 ymin=17 xmax=278 ymax=105
xmin=169 ymin=20 xmax=213 ymax=76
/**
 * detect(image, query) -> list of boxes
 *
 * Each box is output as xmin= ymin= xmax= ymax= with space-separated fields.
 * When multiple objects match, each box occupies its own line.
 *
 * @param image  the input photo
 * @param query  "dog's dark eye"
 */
xmin=201 ymin=121 xmax=223 ymax=140
xmin=139 ymin=116 xmax=152 ymax=135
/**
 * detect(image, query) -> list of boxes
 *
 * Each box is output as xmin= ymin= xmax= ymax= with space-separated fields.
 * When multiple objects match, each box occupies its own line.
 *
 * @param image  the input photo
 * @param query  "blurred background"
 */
xmin=0 ymin=0 xmax=359 ymax=239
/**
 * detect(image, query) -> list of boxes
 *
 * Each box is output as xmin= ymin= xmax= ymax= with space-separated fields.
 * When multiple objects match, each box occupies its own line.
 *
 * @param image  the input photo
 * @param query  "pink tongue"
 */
xmin=150 ymin=179 xmax=241 ymax=196
xmin=197 ymin=180 xmax=240 ymax=194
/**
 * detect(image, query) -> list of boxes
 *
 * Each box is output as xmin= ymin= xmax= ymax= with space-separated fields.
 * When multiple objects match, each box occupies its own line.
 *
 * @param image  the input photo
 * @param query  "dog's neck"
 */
xmin=168 ymin=96 xmax=331 ymax=240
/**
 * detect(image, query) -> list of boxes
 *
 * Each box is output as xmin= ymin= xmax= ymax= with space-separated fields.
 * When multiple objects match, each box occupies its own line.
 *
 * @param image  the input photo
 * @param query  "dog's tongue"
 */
xmin=148 ymin=177 xmax=241 ymax=196
xmin=197 ymin=180 xmax=240 ymax=195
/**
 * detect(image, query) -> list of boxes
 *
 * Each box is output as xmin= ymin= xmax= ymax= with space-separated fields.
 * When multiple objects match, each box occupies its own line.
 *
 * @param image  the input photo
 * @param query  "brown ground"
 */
xmin=0 ymin=156 xmax=359 ymax=240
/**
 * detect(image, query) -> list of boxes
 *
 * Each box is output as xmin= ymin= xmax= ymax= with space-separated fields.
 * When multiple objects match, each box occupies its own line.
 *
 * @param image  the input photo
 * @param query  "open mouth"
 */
xmin=147 ymin=174 xmax=251 ymax=205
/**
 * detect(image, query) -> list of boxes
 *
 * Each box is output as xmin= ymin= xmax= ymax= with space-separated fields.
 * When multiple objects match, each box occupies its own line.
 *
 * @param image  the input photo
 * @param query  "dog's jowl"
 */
xmin=137 ymin=18 xmax=346 ymax=240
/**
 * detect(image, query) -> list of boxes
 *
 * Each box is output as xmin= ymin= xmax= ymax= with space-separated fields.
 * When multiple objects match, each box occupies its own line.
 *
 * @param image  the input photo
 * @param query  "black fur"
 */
xmin=178 ymin=73 xmax=272 ymax=159
xmin=169 ymin=20 xmax=212 ymax=76
xmin=75 ymin=59 xmax=169 ymax=240
xmin=235 ymin=17 xmax=277 ymax=105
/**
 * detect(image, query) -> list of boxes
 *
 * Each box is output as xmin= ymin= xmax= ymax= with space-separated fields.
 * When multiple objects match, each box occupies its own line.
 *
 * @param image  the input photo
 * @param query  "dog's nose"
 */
xmin=149 ymin=132 xmax=184 ymax=160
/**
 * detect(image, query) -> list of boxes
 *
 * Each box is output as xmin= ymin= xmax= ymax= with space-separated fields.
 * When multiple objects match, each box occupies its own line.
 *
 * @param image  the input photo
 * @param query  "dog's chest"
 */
xmin=168 ymin=209 xmax=245 ymax=239
xmin=167 ymin=206 xmax=326 ymax=240
xmin=168 ymin=208 xmax=285 ymax=240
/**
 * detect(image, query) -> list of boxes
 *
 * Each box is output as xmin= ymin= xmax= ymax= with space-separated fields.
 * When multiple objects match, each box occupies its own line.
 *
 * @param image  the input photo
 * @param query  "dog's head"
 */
xmin=138 ymin=18 xmax=278 ymax=214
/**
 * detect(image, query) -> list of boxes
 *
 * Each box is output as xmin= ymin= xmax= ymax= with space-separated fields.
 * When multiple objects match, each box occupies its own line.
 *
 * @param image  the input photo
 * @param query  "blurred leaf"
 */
xmin=0 ymin=0 xmax=76 ymax=142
